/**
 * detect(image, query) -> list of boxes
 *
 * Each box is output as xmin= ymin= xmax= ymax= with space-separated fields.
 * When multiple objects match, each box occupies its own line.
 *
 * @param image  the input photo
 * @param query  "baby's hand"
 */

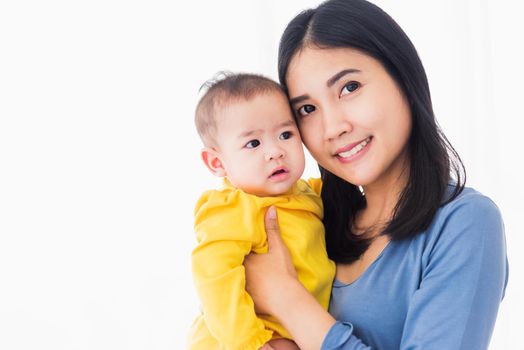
xmin=265 ymin=338 xmax=300 ymax=350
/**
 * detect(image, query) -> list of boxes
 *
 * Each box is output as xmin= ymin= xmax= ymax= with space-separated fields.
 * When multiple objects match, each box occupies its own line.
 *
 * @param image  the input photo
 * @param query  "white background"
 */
xmin=0 ymin=0 xmax=522 ymax=349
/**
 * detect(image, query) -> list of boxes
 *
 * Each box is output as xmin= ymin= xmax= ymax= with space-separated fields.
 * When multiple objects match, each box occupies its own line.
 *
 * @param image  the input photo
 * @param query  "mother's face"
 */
xmin=286 ymin=47 xmax=412 ymax=188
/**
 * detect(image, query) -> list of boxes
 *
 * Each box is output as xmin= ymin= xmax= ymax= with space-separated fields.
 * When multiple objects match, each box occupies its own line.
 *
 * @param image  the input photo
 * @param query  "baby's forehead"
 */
xmin=214 ymin=94 xmax=295 ymax=135
xmin=223 ymin=89 xmax=287 ymax=107
xmin=217 ymin=90 xmax=290 ymax=118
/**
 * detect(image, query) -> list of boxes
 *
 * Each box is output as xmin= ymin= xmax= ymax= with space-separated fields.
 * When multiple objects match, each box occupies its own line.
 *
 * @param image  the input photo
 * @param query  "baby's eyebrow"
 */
xmin=237 ymin=120 xmax=295 ymax=139
xmin=277 ymin=120 xmax=296 ymax=128
xmin=238 ymin=129 xmax=261 ymax=139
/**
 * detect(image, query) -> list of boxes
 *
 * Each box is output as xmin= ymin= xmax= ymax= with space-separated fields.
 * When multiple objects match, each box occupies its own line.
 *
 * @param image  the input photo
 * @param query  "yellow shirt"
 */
xmin=188 ymin=178 xmax=335 ymax=350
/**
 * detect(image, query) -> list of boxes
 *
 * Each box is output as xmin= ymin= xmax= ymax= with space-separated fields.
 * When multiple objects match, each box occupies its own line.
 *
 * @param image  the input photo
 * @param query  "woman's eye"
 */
xmin=340 ymin=81 xmax=360 ymax=96
xmin=279 ymin=131 xmax=292 ymax=140
xmin=245 ymin=139 xmax=260 ymax=148
xmin=297 ymin=104 xmax=315 ymax=117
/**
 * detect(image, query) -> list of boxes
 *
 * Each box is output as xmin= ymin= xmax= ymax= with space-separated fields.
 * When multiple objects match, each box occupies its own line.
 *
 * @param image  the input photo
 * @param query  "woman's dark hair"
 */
xmin=278 ymin=0 xmax=466 ymax=263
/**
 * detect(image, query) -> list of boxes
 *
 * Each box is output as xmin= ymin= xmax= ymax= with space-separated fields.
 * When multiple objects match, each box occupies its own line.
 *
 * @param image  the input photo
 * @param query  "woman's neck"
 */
xmin=357 ymin=154 xmax=410 ymax=235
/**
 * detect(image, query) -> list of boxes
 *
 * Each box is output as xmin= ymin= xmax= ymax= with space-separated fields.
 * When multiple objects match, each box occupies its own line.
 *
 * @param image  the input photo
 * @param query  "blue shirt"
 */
xmin=321 ymin=187 xmax=508 ymax=350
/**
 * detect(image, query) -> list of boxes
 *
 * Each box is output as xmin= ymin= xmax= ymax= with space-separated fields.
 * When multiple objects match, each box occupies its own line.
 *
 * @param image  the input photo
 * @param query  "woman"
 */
xmin=244 ymin=0 xmax=508 ymax=349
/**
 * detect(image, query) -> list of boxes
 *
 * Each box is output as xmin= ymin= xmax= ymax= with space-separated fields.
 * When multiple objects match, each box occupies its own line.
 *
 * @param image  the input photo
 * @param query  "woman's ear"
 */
xmin=201 ymin=147 xmax=227 ymax=177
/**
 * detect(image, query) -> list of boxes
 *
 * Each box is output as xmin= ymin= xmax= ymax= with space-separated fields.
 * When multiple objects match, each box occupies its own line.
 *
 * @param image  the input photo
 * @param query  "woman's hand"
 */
xmin=244 ymin=206 xmax=299 ymax=315
xmin=246 ymin=206 xmax=337 ymax=350
xmin=259 ymin=338 xmax=300 ymax=350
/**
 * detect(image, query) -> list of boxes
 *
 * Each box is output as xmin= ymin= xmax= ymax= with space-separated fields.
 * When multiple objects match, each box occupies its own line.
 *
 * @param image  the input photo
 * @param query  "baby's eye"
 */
xmin=279 ymin=131 xmax=292 ymax=140
xmin=297 ymin=104 xmax=316 ymax=117
xmin=340 ymin=81 xmax=360 ymax=96
xmin=245 ymin=139 xmax=260 ymax=148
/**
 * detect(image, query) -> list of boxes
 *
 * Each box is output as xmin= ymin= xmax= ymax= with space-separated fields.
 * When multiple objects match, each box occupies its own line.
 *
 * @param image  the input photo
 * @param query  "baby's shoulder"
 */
xmin=193 ymin=185 xmax=247 ymax=215
xmin=301 ymin=177 xmax=322 ymax=196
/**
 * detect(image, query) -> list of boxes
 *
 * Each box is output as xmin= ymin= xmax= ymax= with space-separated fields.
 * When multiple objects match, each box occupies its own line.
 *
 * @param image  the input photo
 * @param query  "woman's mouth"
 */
xmin=335 ymin=137 xmax=372 ymax=161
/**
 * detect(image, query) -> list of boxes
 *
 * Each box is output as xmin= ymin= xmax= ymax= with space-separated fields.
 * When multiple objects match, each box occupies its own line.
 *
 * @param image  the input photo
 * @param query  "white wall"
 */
xmin=0 ymin=1 xmax=521 ymax=349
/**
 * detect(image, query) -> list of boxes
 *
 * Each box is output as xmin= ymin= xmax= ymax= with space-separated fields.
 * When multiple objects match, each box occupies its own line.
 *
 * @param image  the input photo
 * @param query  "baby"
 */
xmin=188 ymin=73 xmax=335 ymax=350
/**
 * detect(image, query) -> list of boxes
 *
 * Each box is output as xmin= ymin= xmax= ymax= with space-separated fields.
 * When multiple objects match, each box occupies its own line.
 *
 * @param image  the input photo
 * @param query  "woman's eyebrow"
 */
xmin=289 ymin=95 xmax=309 ymax=106
xmin=289 ymin=68 xmax=362 ymax=105
xmin=326 ymin=68 xmax=361 ymax=87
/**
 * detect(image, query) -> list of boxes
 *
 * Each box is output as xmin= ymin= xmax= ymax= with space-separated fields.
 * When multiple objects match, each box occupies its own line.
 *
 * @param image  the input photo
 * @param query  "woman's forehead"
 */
xmin=286 ymin=47 xmax=383 ymax=91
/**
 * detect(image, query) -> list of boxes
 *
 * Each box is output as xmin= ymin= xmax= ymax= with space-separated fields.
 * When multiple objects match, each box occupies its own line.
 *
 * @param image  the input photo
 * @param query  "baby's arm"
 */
xmin=192 ymin=239 xmax=273 ymax=348
xmin=192 ymin=190 xmax=273 ymax=349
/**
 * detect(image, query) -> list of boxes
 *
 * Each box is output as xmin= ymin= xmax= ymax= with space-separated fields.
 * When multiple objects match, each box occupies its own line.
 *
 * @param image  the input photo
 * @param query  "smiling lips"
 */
xmin=335 ymin=137 xmax=372 ymax=160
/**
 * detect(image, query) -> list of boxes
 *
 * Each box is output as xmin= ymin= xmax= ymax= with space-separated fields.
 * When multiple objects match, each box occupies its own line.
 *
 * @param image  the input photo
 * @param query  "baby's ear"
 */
xmin=201 ymin=147 xmax=227 ymax=177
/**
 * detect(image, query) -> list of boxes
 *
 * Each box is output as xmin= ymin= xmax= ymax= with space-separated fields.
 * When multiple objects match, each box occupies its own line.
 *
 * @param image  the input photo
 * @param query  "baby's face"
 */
xmin=215 ymin=91 xmax=305 ymax=196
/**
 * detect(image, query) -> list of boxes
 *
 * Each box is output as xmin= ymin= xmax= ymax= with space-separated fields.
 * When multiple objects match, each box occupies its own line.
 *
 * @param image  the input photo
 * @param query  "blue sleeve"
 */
xmin=321 ymin=193 xmax=508 ymax=350
xmin=400 ymin=194 xmax=508 ymax=349
xmin=321 ymin=322 xmax=371 ymax=350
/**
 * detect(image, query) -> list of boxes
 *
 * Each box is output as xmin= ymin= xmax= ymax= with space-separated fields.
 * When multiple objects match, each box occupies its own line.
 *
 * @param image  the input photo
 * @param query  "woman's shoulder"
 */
xmin=417 ymin=185 xmax=508 ymax=293
xmin=441 ymin=185 xmax=501 ymax=219
xmin=426 ymin=185 xmax=504 ymax=245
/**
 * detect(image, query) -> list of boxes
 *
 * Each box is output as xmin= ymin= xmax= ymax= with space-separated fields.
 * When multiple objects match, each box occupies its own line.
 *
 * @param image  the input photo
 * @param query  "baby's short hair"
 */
xmin=195 ymin=72 xmax=286 ymax=147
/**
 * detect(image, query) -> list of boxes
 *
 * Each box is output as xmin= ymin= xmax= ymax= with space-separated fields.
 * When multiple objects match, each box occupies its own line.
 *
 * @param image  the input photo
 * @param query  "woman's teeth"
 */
xmin=338 ymin=137 xmax=371 ymax=158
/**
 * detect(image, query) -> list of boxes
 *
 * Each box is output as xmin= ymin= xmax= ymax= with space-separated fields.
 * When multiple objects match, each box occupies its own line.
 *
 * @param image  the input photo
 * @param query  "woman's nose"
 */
xmin=323 ymin=107 xmax=352 ymax=141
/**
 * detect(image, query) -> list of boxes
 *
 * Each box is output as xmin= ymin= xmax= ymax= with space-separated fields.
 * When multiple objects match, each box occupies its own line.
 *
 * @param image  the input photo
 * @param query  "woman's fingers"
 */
xmin=264 ymin=206 xmax=297 ymax=279
xmin=244 ymin=205 xmax=300 ymax=315
xmin=265 ymin=206 xmax=283 ymax=252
